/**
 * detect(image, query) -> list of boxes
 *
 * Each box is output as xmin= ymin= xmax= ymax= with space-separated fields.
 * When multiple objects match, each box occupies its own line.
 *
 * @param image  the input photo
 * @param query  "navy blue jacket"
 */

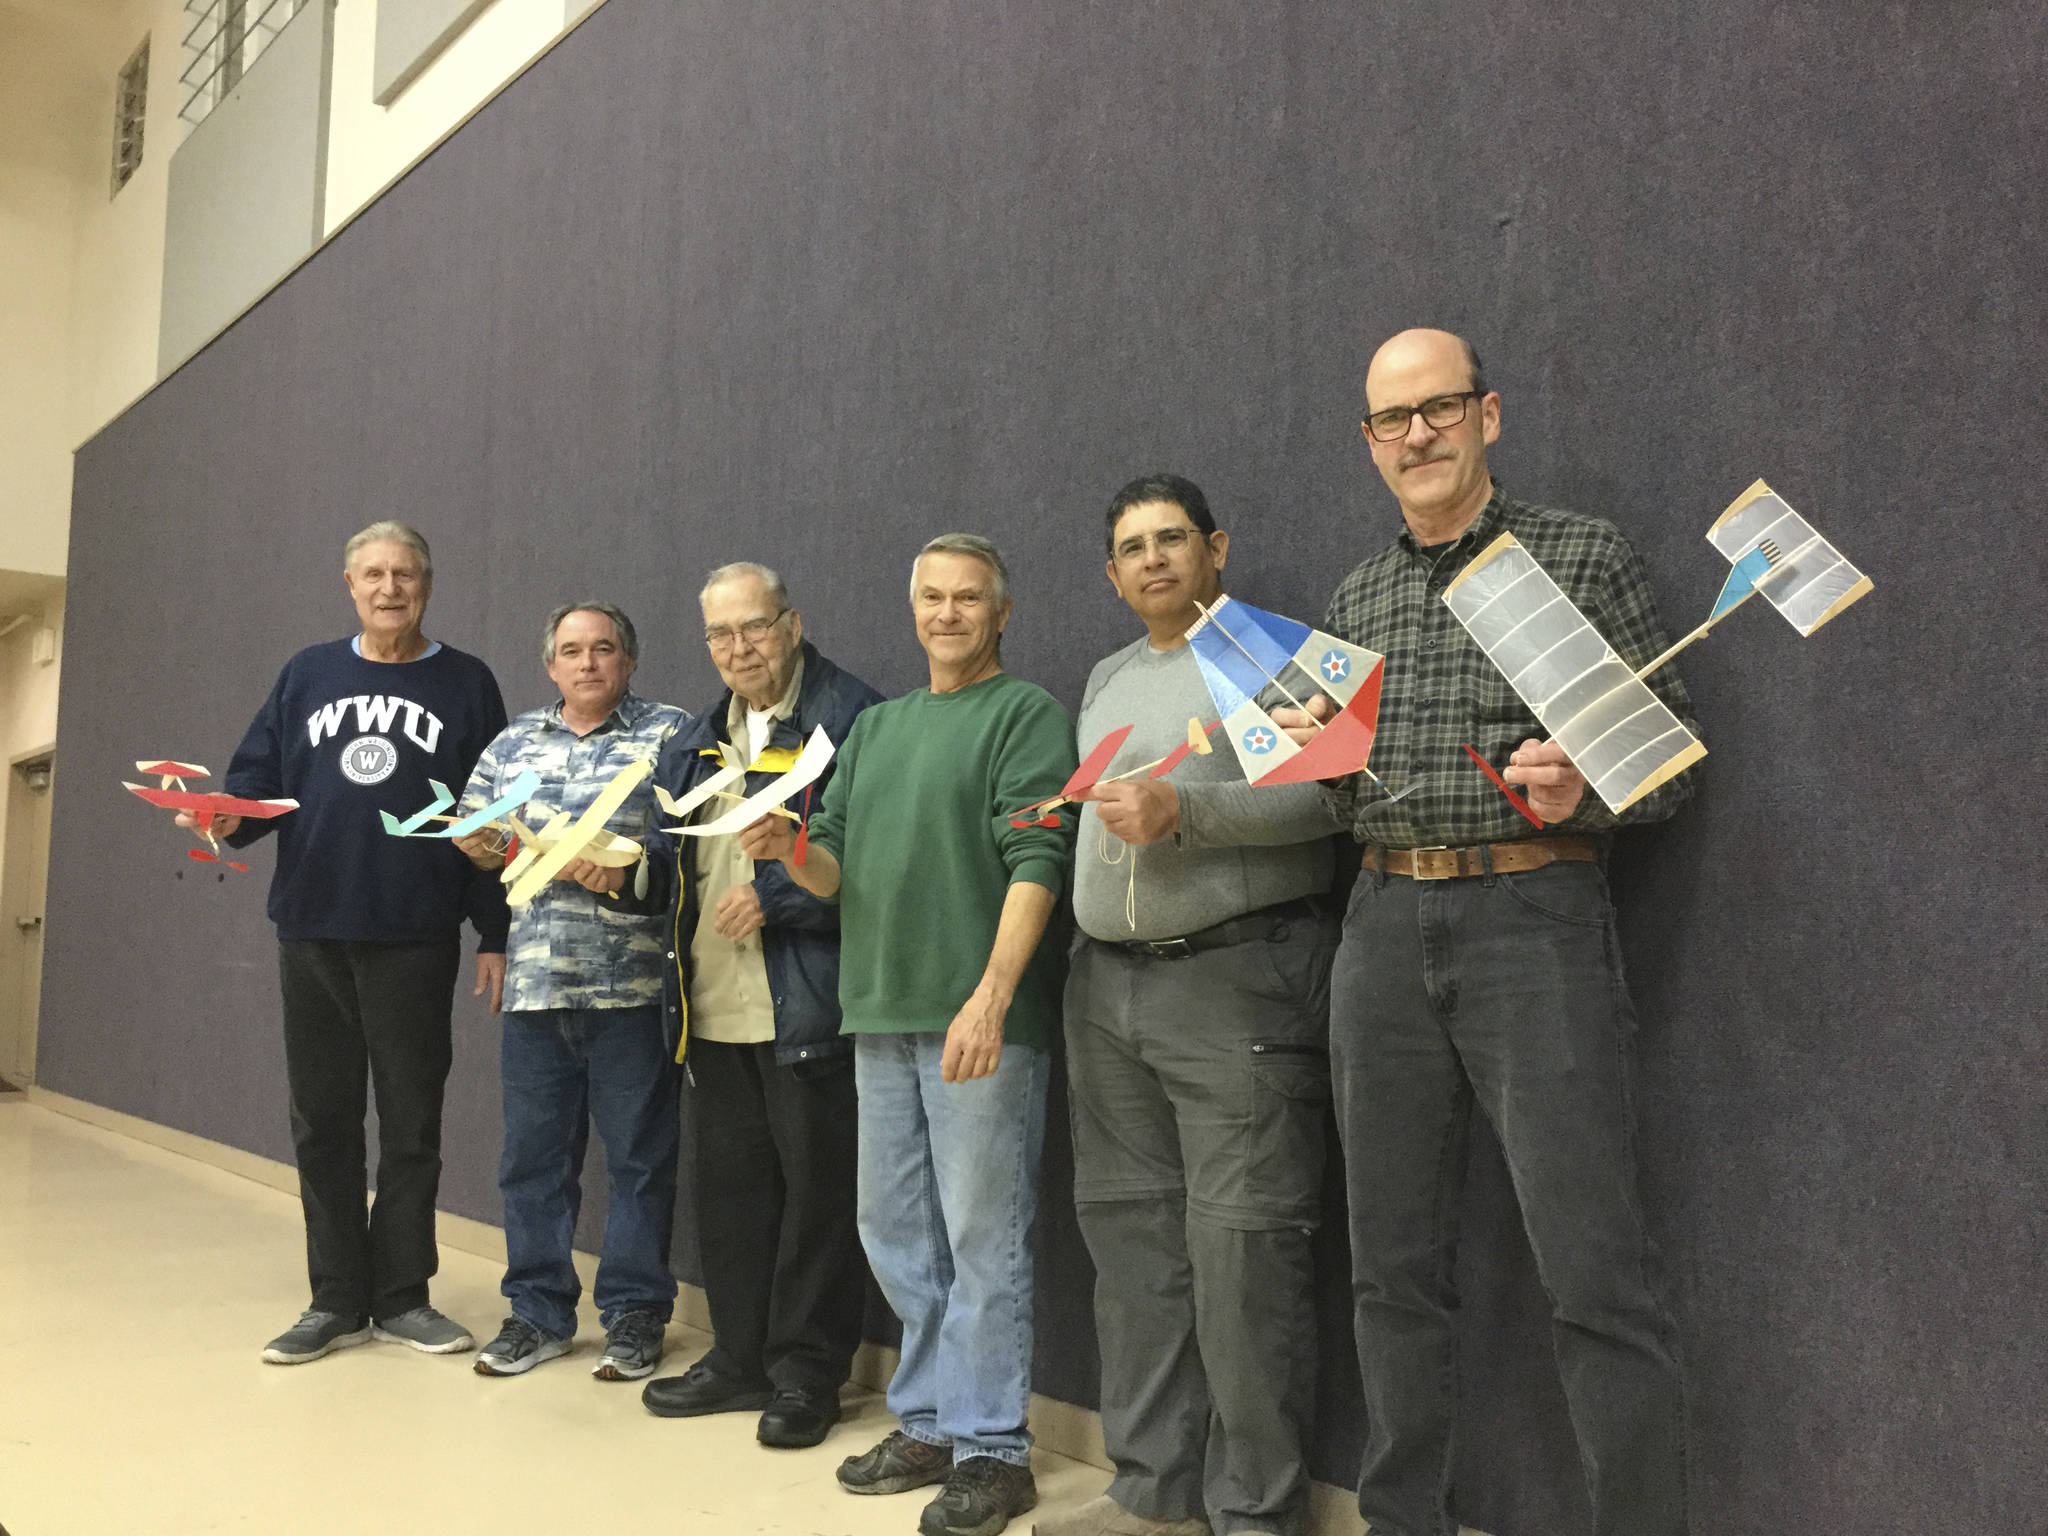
xmin=646 ymin=643 xmax=883 ymax=1068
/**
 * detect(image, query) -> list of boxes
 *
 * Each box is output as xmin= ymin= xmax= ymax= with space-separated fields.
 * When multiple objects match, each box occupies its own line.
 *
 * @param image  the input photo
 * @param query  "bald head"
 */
xmin=1365 ymin=329 xmax=1486 ymax=409
xmin=1361 ymin=328 xmax=1500 ymax=542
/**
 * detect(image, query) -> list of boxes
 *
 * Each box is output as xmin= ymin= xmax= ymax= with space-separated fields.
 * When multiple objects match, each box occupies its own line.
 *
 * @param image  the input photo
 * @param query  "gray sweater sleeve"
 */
xmin=1175 ymin=776 xmax=1345 ymax=849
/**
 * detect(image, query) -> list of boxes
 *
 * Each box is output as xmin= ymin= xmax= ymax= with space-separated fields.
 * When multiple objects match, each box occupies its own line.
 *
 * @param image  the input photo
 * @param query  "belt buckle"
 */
xmin=1140 ymin=937 xmax=1195 ymax=959
xmin=1410 ymin=845 xmax=1454 ymax=880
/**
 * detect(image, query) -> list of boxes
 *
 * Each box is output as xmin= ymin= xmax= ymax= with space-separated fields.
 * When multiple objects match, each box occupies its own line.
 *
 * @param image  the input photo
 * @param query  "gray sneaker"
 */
xmin=372 ymin=1305 xmax=475 ymax=1354
xmin=919 ymin=1455 xmax=1037 ymax=1536
xmin=475 ymin=1316 xmax=572 ymax=1377
xmin=593 ymin=1310 xmax=666 ymax=1381
xmin=838 ymin=1429 xmax=955 ymax=1495
xmin=262 ymin=1309 xmax=372 ymax=1365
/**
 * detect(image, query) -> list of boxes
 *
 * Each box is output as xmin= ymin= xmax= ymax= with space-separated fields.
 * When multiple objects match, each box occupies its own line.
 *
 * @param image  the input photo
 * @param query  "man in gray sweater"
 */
xmin=1040 ymin=476 xmax=1342 ymax=1536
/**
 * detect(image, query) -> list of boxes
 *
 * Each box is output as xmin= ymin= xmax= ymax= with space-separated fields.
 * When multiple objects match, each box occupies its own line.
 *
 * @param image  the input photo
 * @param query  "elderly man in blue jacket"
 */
xmin=639 ymin=561 xmax=884 ymax=1450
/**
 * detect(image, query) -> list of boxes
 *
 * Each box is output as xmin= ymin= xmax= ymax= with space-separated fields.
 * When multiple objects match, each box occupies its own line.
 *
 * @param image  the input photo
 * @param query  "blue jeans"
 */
xmin=499 ymin=1006 xmax=679 ymax=1341
xmin=854 ymin=1032 xmax=1048 ymax=1465
xmin=1330 ymin=862 xmax=1690 ymax=1536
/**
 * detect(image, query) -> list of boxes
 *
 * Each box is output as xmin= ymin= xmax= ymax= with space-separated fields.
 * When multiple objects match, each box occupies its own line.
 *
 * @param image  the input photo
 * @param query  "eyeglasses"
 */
xmin=1112 ymin=526 xmax=1205 ymax=564
xmin=704 ymin=610 xmax=788 ymax=650
xmin=1363 ymin=390 xmax=1483 ymax=442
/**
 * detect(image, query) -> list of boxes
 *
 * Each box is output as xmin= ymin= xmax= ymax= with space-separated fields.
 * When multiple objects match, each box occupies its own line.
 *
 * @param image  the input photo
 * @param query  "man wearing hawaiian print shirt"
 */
xmin=453 ymin=601 xmax=689 ymax=1385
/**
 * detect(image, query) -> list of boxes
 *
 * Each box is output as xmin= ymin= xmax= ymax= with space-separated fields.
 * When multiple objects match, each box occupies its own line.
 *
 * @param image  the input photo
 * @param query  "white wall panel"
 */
xmin=158 ymin=0 xmax=334 ymax=375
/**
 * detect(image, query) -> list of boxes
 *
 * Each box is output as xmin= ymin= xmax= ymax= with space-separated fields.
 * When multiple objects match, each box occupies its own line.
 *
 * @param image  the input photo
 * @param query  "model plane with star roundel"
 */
xmin=1183 ymin=595 xmax=1397 ymax=792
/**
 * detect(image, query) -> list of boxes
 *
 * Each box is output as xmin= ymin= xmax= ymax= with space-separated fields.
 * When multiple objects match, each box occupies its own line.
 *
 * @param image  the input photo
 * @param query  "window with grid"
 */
xmin=112 ymin=38 xmax=149 ymax=195
xmin=178 ymin=0 xmax=308 ymax=128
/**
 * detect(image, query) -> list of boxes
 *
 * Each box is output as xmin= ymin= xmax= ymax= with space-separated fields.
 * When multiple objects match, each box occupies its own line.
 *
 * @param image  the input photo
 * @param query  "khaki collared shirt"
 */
xmin=688 ymin=655 xmax=804 ymax=1043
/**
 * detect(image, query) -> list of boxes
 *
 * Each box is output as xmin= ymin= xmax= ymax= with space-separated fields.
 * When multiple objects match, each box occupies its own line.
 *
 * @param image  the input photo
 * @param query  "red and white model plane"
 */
xmin=123 ymin=759 xmax=297 ymax=872
xmin=1006 ymin=716 xmax=1221 ymax=828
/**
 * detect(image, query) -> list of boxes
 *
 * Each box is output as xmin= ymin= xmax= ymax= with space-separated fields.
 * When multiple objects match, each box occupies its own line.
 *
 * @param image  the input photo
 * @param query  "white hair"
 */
xmin=909 ymin=533 xmax=1010 ymax=608
xmin=343 ymin=520 xmax=432 ymax=579
xmin=700 ymin=561 xmax=790 ymax=611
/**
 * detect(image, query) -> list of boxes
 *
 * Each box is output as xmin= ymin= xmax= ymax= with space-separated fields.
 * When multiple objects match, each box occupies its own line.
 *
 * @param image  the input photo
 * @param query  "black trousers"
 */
xmin=689 ymin=1039 xmax=865 ymax=1393
xmin=278 ymin=936 xmax=461 ymax=1321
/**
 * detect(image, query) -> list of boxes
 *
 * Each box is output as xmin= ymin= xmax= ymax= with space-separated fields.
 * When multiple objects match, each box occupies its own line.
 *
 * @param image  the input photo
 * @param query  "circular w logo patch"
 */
xmin=340 ymin=735 xmax=398 ymax=785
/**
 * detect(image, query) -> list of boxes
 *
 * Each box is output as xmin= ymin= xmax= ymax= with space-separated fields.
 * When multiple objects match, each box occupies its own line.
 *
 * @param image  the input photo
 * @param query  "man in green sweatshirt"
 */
xmin=740 ymin=533 xmax=1076 ymax=1536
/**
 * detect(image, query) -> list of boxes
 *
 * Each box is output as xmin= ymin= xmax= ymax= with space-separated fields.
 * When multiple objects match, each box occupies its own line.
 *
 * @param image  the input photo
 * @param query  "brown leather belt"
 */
xmin=1363 ymin=837 xmax=1600 ymax=881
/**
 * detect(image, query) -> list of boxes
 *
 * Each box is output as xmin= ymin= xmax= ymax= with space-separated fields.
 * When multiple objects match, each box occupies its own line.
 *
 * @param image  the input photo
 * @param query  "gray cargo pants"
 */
xmin=1063 ymin=909 xmax=1336 ymax=1536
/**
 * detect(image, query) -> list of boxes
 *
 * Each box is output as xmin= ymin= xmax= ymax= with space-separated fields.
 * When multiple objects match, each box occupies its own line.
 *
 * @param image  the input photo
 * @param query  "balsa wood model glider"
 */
xmin=1443 ymin=536 xmax=1705 ymax=814
xmin=123 ymin=760 xmax=297 ymax=872
xmin=1184 ymin=595 xmax=1399 ymax=793
xmin=501 ymin=757 xmax=653 ymax=906
xmin=381 ymin=768 xmax=544 ymax=842
xmin=655 ymin=726 xmax=834 ymax=840
xmin=1443 ymin=480 xmax=1872 ymax=815
xmin=651 ymin=728 xmax=836 ymax=863
xmin=383 ymin=760 xmax=651 ymax=906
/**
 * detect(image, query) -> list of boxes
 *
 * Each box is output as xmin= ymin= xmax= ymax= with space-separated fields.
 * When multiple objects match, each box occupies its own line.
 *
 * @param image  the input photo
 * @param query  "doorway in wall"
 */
xmin=0 ymin=750 xmax=55 ymax=1089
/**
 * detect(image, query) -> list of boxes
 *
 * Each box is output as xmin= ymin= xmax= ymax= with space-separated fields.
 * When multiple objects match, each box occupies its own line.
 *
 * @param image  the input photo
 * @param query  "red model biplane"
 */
xmin=123 ymin=760 xmax=297 ymax=872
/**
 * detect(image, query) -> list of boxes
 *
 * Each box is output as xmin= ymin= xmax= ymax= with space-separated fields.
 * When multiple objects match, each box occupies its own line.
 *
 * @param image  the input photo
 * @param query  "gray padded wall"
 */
xmin=52 ymin=5 xmax=2045 ymax=1532
xmin=158 ymin=0 xmax=334 ymax=375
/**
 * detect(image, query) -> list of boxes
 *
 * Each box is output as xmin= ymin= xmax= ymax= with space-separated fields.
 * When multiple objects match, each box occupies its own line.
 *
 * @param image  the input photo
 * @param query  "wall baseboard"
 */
xmin=25 ymin=1086 xmax=1487 ymax=1536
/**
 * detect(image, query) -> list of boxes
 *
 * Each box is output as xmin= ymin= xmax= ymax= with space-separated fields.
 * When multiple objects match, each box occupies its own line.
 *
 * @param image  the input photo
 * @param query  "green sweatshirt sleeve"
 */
xmin=802 ymin=707 xmax=863 ymax=882
xmin=988 ymin=684 xmax=1079 ymax=895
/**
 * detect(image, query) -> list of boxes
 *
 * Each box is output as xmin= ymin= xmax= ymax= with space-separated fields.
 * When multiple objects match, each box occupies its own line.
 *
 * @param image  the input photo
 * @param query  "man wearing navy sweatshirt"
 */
xmin=196 ymin=521 xmax=510 ymax=1365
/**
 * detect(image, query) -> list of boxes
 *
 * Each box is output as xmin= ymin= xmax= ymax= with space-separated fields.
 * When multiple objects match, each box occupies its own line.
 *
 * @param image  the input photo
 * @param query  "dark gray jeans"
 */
xmin=1064 ymin=912 xmax=1336 ymax=1536
xmin=1331 ymin=861 xmax=1689 ymax=1536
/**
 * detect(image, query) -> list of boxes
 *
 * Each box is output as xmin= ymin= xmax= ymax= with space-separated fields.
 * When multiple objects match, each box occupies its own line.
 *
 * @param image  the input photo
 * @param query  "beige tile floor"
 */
xmin=0 ymin=1097 xmax=1457 ymax=1536
xmin=0 ymin=1097 xmax=1124 ymax=1536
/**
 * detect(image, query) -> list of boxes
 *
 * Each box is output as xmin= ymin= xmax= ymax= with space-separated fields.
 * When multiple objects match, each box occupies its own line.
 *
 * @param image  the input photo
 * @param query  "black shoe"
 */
xmin=836 ymin=1429 xmax=954 ymax=1494
xmin=757 ymin=1384 xmax=841 ymax=1449
xmin=918 ymin=1455 xmax=1037 ymax=1536
xmin=640 ymin=1358 xmax=774 ymax=1418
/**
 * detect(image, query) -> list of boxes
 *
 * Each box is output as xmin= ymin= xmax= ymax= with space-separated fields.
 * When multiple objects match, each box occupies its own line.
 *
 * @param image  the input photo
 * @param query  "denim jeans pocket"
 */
xmin=1497 ymin=864 xmax=1613 ymax=928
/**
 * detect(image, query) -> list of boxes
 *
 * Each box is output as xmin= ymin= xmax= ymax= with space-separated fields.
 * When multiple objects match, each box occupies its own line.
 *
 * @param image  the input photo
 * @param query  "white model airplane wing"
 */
xmin=1443 ymin=532 xmax=1705 ymax=814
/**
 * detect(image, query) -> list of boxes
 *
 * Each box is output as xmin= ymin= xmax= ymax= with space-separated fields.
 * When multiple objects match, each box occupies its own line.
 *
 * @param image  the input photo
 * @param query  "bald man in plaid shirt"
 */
xmin=1281 ymin=329 xmax=1697 ymax=1536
